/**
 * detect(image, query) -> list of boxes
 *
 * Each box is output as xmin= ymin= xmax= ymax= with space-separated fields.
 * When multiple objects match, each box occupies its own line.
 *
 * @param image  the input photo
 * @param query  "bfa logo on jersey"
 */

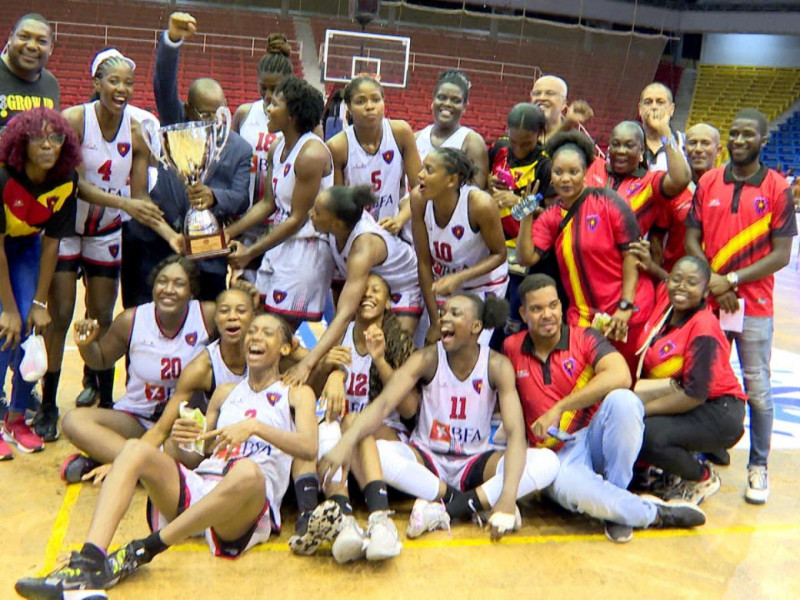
xmin=283 ymin=163 xmax=291 ymax=177
xmin=754 ymin=196 xmax=769 ymax=216
xmin=108 ymin=244 xmax=120 ymax=258
xmin=382 ymin=150 xmax=394 ymax=164
xmin=117 ymin=142 xmax=131 ymax=157
xmin=658 ymin=341 xmax=675 ymax=358
xmin=266 ymin=391 xmax=281 ymax=406
xmin=586 ymin=214 xmax=600 ymax=231
xmin=273 ymin=290 xmax=287 ymax=304
xmin=451 ymin=225 xmax=465 ymax=240
xmin=472 ymin=378 xmax=483 ymax=394
xmin=185 ymin=332 xmax=198 ymax=346
xmin=562 ymin=358 xmax=576 ymax=376
xmin=430 ymin=419 xmax=452 ymax=443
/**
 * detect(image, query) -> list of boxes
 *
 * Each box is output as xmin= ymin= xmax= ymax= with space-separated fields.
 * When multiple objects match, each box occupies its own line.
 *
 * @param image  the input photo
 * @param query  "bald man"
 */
xmin=530 ymin=75 xmax=593 ymax=143
xmin=651 ymin=123 xmax=722 ymax=272
xmin=639 ymin=82 xmax=685 ymax=172
xmin=127 ymin=11 xmax=252 ymax=303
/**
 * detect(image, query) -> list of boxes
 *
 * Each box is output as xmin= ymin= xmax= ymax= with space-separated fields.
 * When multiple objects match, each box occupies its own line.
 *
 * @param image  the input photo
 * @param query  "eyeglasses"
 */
xmin=530 ymin=89 xmax=563 ymax=99
xmin=29 ymin=132 xmax=66 ymax=146
xmin=188 ymin=103 xmax=217 ymax=121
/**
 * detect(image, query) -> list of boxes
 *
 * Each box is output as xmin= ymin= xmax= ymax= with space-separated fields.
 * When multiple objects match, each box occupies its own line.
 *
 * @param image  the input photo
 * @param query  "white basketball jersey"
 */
xmin=115 ymin=300 xmax=210 ymax=421
xmin=327 ymin=211 xmax=418 ymax=295
xmin=271 ymin=132 xmax=333 ymax=239
xmin=196 ymin=379 xmax=294 ymax=529
xmin=411 ymin=342 xmax=496 ymax=456
xmin=77 ymin=101 xmax=133 ymax=235
xmin=239 ymin=99 xmax=279 ymax=206
xmin=415 ymin=124 xmax=473 ymax=162
xmin=123 ymin=105 xmax=159 ymax=221
xmin=343 ymin=119 xmax=404 ymax=222
xmin=340 ymin=322 xmax=406 ymax=430
xmin=424 ymin=185 xmax=509 ymax=291
xmin=203 ymin=339 xmax=247 ymax=409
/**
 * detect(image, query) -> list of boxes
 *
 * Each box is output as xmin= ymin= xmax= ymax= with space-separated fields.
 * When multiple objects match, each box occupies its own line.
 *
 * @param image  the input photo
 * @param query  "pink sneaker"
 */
xmin=0 ymin=436 xmax=13 ymax=460
xmin=3 ymin=415 xmax=44 ymax=453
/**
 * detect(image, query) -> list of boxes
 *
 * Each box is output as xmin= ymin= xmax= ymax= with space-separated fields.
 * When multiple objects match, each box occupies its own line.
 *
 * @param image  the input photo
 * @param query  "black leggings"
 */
xmin=639 ymin=396 xmax=746 ymax=480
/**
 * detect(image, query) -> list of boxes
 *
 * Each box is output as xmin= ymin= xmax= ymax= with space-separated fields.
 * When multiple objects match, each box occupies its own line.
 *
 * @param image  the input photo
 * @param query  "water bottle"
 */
xmin=511 ymin=192 xmax=543 ymax=221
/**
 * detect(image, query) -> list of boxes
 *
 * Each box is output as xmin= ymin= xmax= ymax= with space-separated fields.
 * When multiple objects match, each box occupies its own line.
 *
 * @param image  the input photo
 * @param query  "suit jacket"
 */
xmin=147 ymin=31 xmax=252 ymax=274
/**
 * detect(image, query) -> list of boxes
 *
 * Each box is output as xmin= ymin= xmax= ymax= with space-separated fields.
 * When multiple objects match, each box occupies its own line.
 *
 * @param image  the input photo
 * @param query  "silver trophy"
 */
xmin=142 ymin=107 xmax=231 ymax=259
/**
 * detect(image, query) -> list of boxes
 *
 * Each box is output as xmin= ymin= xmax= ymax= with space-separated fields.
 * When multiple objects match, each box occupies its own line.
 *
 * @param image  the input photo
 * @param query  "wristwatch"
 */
xmin=726 ymin=271 xmax=739 ymax=289
xmin=617 ymin=299 xmax=634 ymax=311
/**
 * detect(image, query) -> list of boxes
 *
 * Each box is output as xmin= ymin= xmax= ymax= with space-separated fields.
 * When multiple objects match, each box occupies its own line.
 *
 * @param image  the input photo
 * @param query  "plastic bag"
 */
xmin=20 ymin=334 xmax=48 ymax=382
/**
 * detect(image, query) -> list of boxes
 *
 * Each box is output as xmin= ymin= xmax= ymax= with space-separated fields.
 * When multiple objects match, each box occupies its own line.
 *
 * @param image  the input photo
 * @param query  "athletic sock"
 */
xmin=41 ymin=370 xmax=61 ymax=410
xmin=445 ymin=490 xmax=483 ymax=520
xmin=329 ymin=493 xmax=354 ymax=516
xmin=97 ymin=367 xmax=115 ymax=409
xmin=83 ymin=364 xmax=97 ymax=389
xmin=363 ymin=480 xmax=390 ymax=513
xmin=141 ymin=531 xmax=169 ymax=558
xmin=80 ymin=542 xmax=107 ymax=568
xmin=294 ymin=474 xmax=320 ymax=514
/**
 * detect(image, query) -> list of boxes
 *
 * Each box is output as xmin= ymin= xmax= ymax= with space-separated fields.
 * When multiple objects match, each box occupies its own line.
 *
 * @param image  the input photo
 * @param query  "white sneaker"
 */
xmin=332 ymin=516 xmax=368 ymax=564
xmin=365 ymin=511 xmax=402 ymax=561
xmin=406 ymin=499 xmax=450 ymax=539
xmin=745 ymin=465 xmax=769 ymax=505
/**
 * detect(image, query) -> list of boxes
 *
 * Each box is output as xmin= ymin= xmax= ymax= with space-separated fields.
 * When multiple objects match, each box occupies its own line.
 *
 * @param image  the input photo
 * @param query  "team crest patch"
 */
xmin=185 ymin=332 xmax=198 ymax=346
xmin=452 ymin=225 xmax=465 ymax=240
xmin=430 ymin=419 xmax=452 ymax=443
xmin=627 ymin=182 xmax=643 ymax=194
xmin=266 ymin=392 xmax=281 ymax=406
xmin=272 ymin=290 xmax=287 ymax=304
xmin=283 ymin=163 xmax=291 ymax=177
xmin=562 ymin=358 xmax=576 ymax=376
xmin=586 ymin=214 xmax=600 ymax=231
xmin=117 ymin=142 xmax=131 ymax=157
xmin=754 ymin=196 xmax=768 ymax=216
xmin=390 ymin=292 xmax=402 ymax=304
xmin=45 ymin=195 xmax=58 ymax=211
xmin=109 ymin=244 xmax=120 ymax=258
xmin=472 ymin=379 xmax=483 ymax=394
xmin=658 ymin=341 xmax=675 ymax=358
xmin=382 ymin=150 xmax=394 ymax=164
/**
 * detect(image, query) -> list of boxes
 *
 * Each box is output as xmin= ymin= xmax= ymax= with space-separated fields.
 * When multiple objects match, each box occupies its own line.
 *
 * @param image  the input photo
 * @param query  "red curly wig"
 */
xmin=0 ymin=108 xmax=82 ymax=181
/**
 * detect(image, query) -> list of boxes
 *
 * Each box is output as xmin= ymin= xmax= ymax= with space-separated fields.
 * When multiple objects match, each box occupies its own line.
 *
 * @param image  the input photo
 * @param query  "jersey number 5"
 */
xmin=371 ymin=170 xmax=382 ymax=192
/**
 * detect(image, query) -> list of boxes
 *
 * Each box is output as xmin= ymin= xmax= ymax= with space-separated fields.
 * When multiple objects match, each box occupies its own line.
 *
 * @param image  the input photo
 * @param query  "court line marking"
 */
xmin=41 ymin=484 xmax=82 ymax=574
xmin=46 ymin=483 xmax=800 ymax=558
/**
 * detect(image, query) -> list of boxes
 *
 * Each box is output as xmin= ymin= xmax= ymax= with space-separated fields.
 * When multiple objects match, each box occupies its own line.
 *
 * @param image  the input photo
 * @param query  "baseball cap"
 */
xmin=90 ymin=48 xmax=136 ymax=77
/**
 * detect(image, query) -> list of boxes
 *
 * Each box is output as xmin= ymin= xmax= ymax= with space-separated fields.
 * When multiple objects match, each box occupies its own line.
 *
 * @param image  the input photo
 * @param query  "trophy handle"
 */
xmin=140 ymin=119 xmax=170 ymax=170
xmin=212 ymin=106 xmax=231 ymax=161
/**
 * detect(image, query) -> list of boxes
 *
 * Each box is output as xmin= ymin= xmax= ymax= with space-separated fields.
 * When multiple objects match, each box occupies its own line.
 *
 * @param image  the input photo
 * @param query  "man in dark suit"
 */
xmin=121 ymin=11 xmax=252 ymax=305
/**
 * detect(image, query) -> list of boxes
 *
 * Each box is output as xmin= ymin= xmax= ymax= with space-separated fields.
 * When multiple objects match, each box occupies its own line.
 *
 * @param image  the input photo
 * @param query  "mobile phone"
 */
xmin=547 ymin=426 xmax=575 ymax=442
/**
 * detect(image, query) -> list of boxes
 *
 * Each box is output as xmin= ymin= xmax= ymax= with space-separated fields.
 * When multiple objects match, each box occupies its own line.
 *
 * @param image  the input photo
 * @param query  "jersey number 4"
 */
xmin=449 ymin=396 xmax=467 ymax=420
xmin=97 ymin=160 xmax=113 ymax=182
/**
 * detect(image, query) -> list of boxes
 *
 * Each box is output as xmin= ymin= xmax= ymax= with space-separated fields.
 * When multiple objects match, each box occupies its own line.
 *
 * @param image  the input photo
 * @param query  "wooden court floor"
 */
xmin=3 ymin=262 xmax=800 ymax=599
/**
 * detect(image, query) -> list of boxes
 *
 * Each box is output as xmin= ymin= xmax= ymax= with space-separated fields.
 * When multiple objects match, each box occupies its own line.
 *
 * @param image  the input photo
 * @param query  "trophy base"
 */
xmin=184 ymin=231 xmax=230 ymax=260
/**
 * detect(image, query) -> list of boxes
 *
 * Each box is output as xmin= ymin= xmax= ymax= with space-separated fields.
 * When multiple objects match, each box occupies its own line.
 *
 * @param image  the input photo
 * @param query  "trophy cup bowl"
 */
xmin=142 ymin=107 xmax=232 ymax=260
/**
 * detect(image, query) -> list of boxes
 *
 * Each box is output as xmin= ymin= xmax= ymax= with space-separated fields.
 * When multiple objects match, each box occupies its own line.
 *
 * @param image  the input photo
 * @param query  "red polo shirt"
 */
xmin=653 ymin=181 xmax=695 ymax=272
xmin=639 ymin=285 xmax=746 ymax=401
xmin=686 ymin=164 xmax=796 ymax=317
xmin=585 ymin=158 xmax=673 ymax=236
xmin=503 ymin=325 xmax=616 ymax=449
xmin=531 ymin=187 xmax=655 ymax=328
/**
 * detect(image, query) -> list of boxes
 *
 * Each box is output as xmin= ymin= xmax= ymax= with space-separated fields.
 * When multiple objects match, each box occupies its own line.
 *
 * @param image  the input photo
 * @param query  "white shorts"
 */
xmin=389 ymin=285 xmax=424 ymax=317
xmin=147 ymin=462 xmax=274 ymax=558
xmin=411 ymin=441 xmax=492 ymax=491
xmin=57 ymin=229 xmax=122 ymax=277
xmin=256 ymin=236 xmax=333 ymax=321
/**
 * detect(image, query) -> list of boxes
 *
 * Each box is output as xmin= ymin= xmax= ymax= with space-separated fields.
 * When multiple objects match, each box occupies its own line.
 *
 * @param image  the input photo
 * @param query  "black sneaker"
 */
xmin=107 ymin=540 xmax=153 ymax=586
xmin=61 ymin=454 xmax=101 ymax=484
xmin=15 ymin=550 xmax=112 ymax=599
xmin=32 ymin=406 xmax=60 ymax=442
xmin=647 ymin=496 xmax=707 ymax=529
xmin=703 ymin=449 xmax=731 ymax=466
xmin=76 ymin=386 xmax=100 ymax=408
xmin=604 ymin=521 xmax=634 ymax=543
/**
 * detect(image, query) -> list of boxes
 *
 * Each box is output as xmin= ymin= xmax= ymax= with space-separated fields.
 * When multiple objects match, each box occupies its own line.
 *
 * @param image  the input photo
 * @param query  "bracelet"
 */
xmin=32 ymin=299 xmax=48 ymax=310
